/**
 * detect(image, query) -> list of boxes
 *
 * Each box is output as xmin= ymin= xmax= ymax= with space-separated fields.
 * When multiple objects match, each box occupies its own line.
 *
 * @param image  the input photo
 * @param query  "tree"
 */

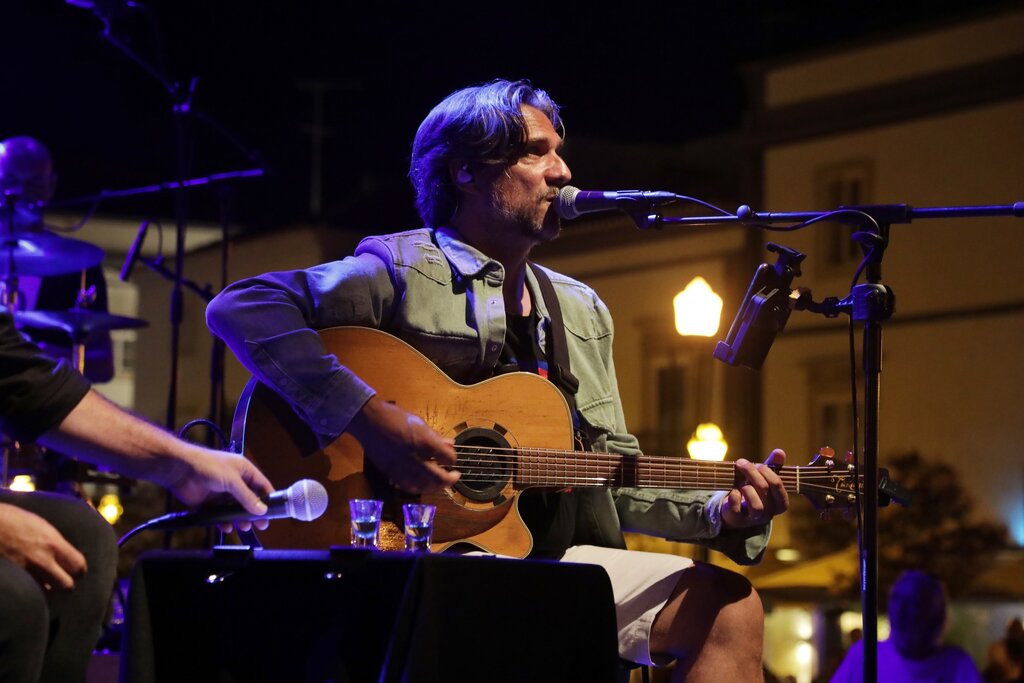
xmin=788 ymin=451 xmax=1008 ymax=598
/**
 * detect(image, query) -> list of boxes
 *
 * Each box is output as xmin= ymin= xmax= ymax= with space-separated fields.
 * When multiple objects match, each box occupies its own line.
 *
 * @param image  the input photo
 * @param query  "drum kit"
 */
xmin=2 ymin=202 xmax=148 ymax=492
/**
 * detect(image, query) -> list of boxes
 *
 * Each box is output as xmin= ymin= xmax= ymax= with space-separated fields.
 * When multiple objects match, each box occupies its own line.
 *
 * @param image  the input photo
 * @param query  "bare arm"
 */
xmin=38 ymin=390 xmax=274 ymax=513
xmin=346 ymin=396 xmax=460 ymax=493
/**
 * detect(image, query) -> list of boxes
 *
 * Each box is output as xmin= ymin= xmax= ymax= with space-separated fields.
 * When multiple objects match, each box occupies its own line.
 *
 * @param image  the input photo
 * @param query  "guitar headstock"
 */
xmin=797 ymin=446 xmax=861 ymax=513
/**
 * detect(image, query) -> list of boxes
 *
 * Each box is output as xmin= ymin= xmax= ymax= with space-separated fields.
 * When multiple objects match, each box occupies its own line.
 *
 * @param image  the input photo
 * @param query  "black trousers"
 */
xmin=0 ymin=489 xmax=117 ymax=683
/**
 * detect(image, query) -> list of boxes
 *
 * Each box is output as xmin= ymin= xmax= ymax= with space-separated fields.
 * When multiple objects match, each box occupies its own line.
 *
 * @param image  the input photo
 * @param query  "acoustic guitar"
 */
xmin=232 ymin=326 xmax=862 ymax=557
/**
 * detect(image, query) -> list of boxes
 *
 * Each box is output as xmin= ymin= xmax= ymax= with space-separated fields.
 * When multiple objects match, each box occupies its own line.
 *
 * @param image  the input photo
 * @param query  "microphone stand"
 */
xmin=49 ymin=169 xmax=266 ymax=209
xmin=77 ymin=6 xmax=265 ymax=434
xmin=643 ymin=200 xmax=1023 ymax=683
xmin=68 ymin=170 xmax=262 ymax=443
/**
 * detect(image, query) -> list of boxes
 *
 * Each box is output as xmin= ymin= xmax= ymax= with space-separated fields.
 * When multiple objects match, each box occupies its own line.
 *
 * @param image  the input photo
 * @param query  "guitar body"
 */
xmin=233 ymin=326 xmax=575 ymax=557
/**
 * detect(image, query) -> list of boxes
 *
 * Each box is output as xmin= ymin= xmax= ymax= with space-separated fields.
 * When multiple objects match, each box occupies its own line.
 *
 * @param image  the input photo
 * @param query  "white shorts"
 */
xmin=561 ymin=545 xmax=694 ymax=666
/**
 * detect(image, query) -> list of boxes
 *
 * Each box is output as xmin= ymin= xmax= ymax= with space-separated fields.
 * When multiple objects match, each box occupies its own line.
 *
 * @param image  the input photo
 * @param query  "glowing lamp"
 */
xmin=10 ymin=475 xmax=36 ymax=492
xmin=674 ymin=277 xmax=723 ymax=337
xmin=687 ymin=422 xmax=728 ymax=461
xmin=97 ymin=493 xmax=124 ymax=525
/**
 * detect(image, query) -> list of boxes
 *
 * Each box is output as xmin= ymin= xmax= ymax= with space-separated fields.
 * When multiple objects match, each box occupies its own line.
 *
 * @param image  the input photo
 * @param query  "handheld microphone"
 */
xmin=120 ymin=220 xmax=149 ymax=282
xmin=555 ymin=185 xmax=678 ymax=220
xmin=141 ymin=479 xmax=329 ymax=531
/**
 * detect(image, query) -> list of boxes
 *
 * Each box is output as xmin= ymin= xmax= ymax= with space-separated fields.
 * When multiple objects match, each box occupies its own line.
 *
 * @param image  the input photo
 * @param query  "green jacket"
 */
xmin=207 ymin=226 xmax=771 ymax=563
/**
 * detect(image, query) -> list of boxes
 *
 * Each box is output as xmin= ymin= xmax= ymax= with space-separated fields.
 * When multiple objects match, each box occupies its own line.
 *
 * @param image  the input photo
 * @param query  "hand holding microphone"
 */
xmin=149 ymin=478 xmax=329 ymax=529
xmin=120 ymin=479 xmax=328 ymax=545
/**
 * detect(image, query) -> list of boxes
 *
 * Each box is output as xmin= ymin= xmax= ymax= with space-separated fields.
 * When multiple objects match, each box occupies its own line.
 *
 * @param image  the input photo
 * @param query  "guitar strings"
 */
xmin=452 ymin=450 xmax=855 ymax=482
xmin=447 ymin=444 xmax=859 ymax=496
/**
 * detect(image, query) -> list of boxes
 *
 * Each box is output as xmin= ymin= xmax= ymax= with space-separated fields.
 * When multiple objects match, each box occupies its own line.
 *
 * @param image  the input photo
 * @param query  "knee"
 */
xmin=49 ymin=495 xmax=118 ymax=582
xmin=79 ymin=505 xmax=118 ymax=573
xmin=74 ymin=506 xmax=118 ymax=606
xmin=714 ymin=575 xmax=764 ymax=636
xmin=652 ymin=563 xmax=764 ymax=659
xmin=677 ymin=564 xmax=763 ymax=637
xmin=44 ymin=497 xmax=118 ymax=609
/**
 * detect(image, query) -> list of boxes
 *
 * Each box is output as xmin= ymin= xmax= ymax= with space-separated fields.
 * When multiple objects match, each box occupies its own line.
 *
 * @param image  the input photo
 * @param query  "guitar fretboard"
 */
xmin=453 ymin=445 xmax=856 ymax=501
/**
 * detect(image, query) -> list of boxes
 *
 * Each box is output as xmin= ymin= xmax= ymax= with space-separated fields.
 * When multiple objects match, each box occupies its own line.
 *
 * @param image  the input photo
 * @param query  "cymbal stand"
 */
xmin=67 ymin=270 xmax=96 ymax=374
xmin=1 ymin=195 xmax=19 ymax=489
xmin=1 ymin=191 xmax=23 ymax=313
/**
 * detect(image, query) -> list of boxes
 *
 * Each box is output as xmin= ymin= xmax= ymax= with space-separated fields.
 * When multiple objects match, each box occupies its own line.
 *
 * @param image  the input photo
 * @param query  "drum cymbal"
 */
xmin=15 ymin=309 xmax=148 ymax=336
xmin=1 ymin=230 xmax=105 ymax=276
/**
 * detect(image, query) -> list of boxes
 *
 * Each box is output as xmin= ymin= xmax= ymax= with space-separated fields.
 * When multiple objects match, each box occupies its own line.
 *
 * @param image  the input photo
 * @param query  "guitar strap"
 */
xmin=528 ymin=262 xmax=589 ymax=449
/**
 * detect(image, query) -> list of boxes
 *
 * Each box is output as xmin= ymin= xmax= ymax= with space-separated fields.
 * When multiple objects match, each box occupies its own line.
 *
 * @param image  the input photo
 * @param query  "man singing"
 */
xmin=208 ymin=79 xmax=788 ymax=680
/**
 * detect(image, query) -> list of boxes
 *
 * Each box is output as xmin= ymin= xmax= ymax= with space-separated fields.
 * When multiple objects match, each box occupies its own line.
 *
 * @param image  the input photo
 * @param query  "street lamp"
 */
xmin=687 ymin=422 xmax=729 ymax=461
xmin=9 ymin=474 xmax=36 ymax=492
xmin=674 ymin=277 xmax=723 ymax=337
xmin=97 ymin=491 xmax=124 ymax=525
xmin=674 ymin=277 xmax=728 ymax=461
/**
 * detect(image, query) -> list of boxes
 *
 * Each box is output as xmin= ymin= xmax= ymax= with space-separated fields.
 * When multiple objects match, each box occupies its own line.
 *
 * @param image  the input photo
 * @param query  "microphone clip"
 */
xmin=611 ymin=192 xmax=676 ymax=230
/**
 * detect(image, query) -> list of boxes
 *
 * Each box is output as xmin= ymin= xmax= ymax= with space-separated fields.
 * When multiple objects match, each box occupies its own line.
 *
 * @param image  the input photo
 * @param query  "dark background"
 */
xmin=6 ymin=0 xmax=1011 ymax=230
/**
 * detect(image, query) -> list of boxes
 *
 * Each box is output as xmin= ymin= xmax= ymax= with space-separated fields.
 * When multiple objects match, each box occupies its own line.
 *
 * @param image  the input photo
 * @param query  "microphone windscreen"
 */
xmin=555 ymin=185 xmax=582 ymax=220
xmin=285 ymin=479 xmax=329 ymax=521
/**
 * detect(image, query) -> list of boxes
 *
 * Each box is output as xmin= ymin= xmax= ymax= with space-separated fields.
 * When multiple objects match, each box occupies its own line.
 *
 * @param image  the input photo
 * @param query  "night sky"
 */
xmin=7 ymin=0 xmax=1008 ymax=230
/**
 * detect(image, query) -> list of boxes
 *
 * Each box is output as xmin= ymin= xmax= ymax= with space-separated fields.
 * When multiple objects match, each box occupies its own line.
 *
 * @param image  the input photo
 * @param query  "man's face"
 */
xmin=0 ymin=138 xmax=56 ymax=206
xmin=480 ymin=105 xmax=571 ymax=245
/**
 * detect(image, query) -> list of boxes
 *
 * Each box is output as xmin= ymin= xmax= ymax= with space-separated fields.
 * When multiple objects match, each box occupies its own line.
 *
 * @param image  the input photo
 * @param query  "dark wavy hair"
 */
xmin=409 ymin=79 xmax=562 ymax=228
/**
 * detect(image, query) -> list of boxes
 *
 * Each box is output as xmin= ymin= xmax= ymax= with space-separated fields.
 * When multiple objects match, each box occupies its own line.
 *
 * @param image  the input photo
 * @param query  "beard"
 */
xmin=489 ymin=187 xmax=562 ymax=243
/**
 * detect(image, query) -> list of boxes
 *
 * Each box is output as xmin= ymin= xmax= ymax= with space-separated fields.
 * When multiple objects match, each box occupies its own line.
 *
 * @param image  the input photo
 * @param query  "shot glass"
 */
xmin=402 ymin=503 xmax=436 ymax=552
xmin=349 ymin=499 xmax=384 ymax=549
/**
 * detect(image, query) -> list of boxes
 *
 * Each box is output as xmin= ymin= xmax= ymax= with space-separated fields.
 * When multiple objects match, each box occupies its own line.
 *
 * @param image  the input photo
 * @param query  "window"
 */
xmin=655 ymin=364 xmax=689 ymax=456
xmin=805 ymin=355 xmax=860 ymax=458
xmin=815 ymin=160 xmax=874 ymax=271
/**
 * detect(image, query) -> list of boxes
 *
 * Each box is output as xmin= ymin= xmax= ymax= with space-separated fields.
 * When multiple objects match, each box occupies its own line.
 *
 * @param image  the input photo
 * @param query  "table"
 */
xmin=121 ymin=547 xmax=621 ymax=682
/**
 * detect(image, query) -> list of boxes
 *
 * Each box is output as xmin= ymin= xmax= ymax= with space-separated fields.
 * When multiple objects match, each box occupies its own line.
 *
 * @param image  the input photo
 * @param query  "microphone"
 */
xmin=141 ymin=479 xmax=329 ymax=531
xmin=120 ymin=220 xmax=149 ymax=282
xmin=555 ymin=185 xmax=678 ymax=220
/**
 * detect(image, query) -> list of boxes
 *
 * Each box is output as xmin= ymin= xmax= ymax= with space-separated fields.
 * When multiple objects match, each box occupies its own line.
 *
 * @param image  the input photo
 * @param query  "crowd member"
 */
xmin=984 ymin=618 xmax=1024 ymax=683
xmin=0 ymin=308 xmax=275 ymax=683
xmin=208 ymin=79 xmax=789 ymax=680
xmin=830 ymin=570 xmax=983 ymax=682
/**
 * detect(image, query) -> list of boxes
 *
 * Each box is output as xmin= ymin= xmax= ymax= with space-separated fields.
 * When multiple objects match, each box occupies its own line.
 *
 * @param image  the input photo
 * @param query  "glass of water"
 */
xmin=402 ymin=503 xmax=436 ymax=552
xmin=349 ymin=499 xmax=384 ymax=548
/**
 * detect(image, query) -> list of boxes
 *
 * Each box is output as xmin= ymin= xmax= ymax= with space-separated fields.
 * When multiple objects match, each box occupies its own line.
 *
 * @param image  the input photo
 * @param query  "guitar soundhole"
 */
xmin=453 ymin=427 xmax=514 ymax=503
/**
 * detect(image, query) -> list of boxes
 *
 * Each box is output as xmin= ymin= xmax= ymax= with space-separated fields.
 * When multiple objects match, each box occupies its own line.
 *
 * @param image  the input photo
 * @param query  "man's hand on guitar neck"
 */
xmin=721 ymin=449 xmax=790 ymax=530
xmin=347 ymin=396 xmax=461 ymax=493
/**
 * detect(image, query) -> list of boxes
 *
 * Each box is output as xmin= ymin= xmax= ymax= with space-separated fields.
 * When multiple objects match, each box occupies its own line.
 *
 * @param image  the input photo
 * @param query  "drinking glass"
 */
xmin=402 ymin=503 xmax=436 ymax=552
xmin=349 ymin=499 xmax=384 ymax=548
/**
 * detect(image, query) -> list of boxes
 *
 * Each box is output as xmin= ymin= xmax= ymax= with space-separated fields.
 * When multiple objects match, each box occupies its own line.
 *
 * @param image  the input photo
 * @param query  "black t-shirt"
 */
xmin=497 ymin=313 xmax=580 ymax=559
xmin=0 ymin=310 xmax=91 ymax=441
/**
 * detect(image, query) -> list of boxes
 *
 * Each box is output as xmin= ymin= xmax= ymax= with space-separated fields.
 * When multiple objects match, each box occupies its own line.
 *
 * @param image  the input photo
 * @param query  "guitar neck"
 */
xmin=467 ymin=447 xmax=810 ymax=494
